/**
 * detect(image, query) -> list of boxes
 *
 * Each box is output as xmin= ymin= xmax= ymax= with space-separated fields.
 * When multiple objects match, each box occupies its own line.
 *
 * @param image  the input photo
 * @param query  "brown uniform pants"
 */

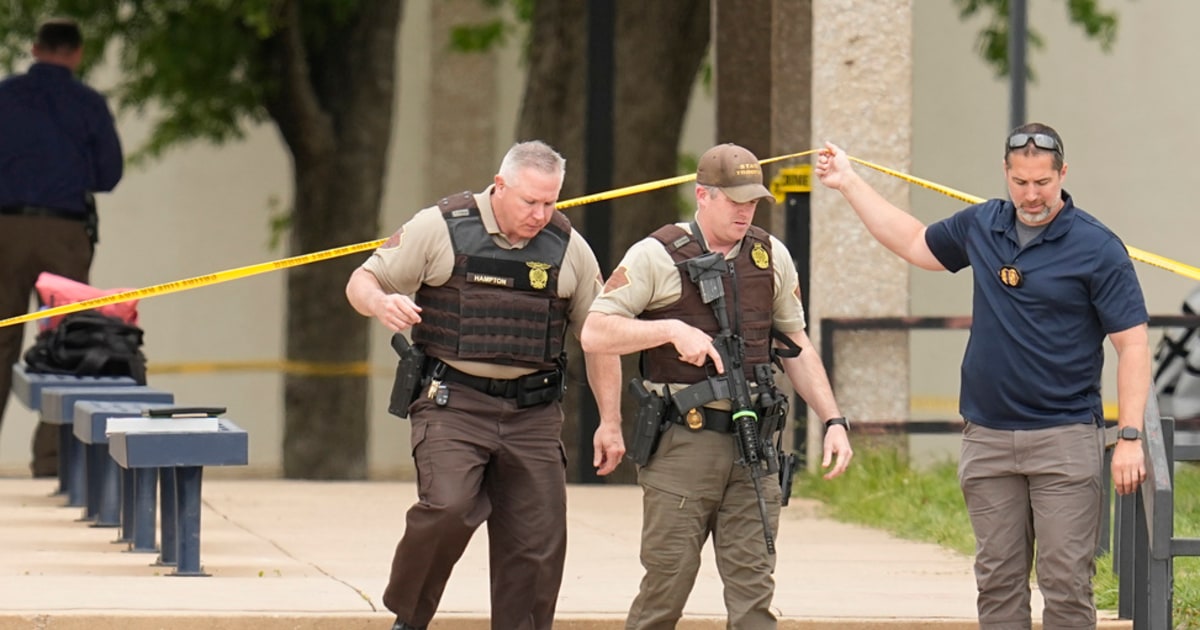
xmin=627 ymin=424 xmax=782 ymax=630
xmin=383 ymin=381 xmax=567 ymax=630
xmin=959 ymin=422 xmax=1105 ymax=630
xmin=0 ymin=215 xmax=93 ymax=477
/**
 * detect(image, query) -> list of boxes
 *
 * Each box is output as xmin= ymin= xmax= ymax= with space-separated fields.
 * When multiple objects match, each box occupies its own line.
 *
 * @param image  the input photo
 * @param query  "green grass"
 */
xmin=795 ymin=448 xmax=1200 ymax=627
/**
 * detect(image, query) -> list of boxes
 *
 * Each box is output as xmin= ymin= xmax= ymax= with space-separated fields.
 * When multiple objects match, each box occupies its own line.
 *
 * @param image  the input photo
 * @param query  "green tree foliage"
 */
xmin=0 ymin=1 xmax=283 ymax=163
xmin=954 ymin=0 xmax=1119 ymax=78
xmin=0 ymin=0 xmax=403 ymax=479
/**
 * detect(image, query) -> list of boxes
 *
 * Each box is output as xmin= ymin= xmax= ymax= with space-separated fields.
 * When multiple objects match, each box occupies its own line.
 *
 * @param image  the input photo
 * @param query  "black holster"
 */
xmin=388 ymin=334 xmax=426 ymax=418
xmin=778 ymin=451 xmax=799 ymax=506
xmin=626 ymin=379 xmax=668 ymax=466
xmin=757 ymin=391 xmax=786 ymax=476
xmin=753 ymin=363 xmax=797 ymax=501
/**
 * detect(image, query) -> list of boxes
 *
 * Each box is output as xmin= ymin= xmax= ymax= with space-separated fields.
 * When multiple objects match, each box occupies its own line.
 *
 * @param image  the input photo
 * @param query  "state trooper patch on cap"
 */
xmin=696 ymin=143 xmax=773 ymax=204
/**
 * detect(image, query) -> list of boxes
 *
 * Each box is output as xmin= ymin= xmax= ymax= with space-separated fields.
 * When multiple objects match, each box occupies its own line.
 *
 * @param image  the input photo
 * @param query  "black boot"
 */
xmin=391 ymin=620 xmax=426 ymax=630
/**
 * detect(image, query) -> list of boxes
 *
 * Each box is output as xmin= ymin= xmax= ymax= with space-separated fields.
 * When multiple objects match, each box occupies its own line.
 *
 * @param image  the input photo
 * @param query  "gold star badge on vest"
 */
xmin=527 ymin=261 xmax=551 ymax=289
xmin=999 ymin=265 xmax=1023 ymax=288
xmin=751 ymin=242 xmax=770 ymax=269
xmin=685 ymin=408 xmax=704 ymax=430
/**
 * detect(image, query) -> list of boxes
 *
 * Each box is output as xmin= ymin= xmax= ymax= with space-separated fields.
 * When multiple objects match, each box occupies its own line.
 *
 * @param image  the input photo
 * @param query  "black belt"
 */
xmin=0 ymin=205 xmax=87 ymax=222
xmin=670 ymin=406 xmax=735 ymax=433
xmin=434 ymin=361 xmax=522 ymax=399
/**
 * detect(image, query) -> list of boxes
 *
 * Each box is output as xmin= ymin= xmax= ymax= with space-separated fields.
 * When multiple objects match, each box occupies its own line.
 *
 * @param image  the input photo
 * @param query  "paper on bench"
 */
xmin=105 ymin=416 xmax=221 ymax=435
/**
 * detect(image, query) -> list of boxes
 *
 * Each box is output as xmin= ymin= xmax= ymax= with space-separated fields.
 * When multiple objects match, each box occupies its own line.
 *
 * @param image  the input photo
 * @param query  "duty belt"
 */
xmin=433 ymin=360 xmax=523 ymax=399
xmin=0 ymin=205 xmax=87 ymax=222
xmin=669 ymin=406 xmax=734 ymax=433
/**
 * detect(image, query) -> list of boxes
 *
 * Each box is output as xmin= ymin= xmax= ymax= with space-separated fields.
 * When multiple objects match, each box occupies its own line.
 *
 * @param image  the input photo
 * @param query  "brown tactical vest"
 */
xmin=640 ymin=224 xmax=775 ymax=384
xmin=413 ymin=192 xmax=571 ymax=370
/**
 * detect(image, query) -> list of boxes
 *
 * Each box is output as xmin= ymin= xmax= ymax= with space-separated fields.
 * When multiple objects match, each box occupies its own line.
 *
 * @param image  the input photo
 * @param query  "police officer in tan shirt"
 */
xmin=582 ymin=143 xmax=852 ymax=630
xmin=347 ymin=140 xmax=624 ymax=630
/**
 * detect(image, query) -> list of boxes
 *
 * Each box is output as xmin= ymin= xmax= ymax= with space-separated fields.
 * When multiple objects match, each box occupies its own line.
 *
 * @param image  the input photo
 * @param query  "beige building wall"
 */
xmin=3 ymin=1 xmax=1193 ymax=474
xmin=908 ymin=1 xmax=1198 ymax=429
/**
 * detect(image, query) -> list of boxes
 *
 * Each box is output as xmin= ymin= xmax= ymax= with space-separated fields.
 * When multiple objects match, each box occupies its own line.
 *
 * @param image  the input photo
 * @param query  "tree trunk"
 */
xmin=611 ymin=1 xmax=710 ymax=262
xmin=519 ymin=0 xmax=710 ymax=484
xmin=517 ymin=0 xmax=588 ymax=202
xmin=264 ymin=0 xmax=403 ymax=479
xmin=715 ymin=0 xmax=774 ymax=230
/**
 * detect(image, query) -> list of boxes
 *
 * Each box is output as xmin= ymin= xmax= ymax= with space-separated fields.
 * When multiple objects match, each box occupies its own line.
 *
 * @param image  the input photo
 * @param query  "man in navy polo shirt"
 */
xmin=0 ymin=18 xmax=124 ymax=476
xmin=816 ymin=123 xmax=1149 ymax=630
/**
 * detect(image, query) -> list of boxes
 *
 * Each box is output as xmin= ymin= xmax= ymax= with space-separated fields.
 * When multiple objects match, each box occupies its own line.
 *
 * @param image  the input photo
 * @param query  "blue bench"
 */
xmin=73 ymin=401 xmax=177 ymax=530
xmin=108 ymin=416 xmax=248 ymax=575
xmin=11 ymin=363 xmax=136 ymax=495
xmin=11 ymin=363 xmax=136 ymax=411
xmin=40 ymin=386 xmax=173 ymax=511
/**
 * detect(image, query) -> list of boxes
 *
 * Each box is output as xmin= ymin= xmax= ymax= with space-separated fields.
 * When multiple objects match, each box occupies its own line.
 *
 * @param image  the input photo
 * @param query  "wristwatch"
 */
xmin=824 ymin=417 xmax=850 ymax=431
xmin=1117 ymin=426 xmax=1142 ymax=441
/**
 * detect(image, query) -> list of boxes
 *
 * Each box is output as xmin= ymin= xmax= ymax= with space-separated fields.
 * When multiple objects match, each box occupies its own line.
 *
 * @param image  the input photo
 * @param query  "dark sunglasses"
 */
xmin=1007 ymin=132 xmax=1062 ymax=154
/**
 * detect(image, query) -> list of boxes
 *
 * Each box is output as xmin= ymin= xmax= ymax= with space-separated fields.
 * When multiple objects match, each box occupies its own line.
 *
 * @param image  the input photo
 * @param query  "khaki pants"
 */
xmin=959 ymin=422 xmax=1104 ymax=630
xmin=0 ymin=216 xmax=92 ymax=477
xmin=627 ymin=424 xmax=781 ymax=630
xmin=382 ymin=382 xmax=567 ymax=630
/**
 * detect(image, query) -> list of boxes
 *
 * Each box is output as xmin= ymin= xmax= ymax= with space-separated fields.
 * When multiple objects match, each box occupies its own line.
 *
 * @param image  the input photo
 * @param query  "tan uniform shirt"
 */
xmin=362 ymin=185 xmax=603 ymax=379
xmin=589 ymin=222 xmax=806 ymax=403
xmin=589 ymin=222 xmax=806 ymax=330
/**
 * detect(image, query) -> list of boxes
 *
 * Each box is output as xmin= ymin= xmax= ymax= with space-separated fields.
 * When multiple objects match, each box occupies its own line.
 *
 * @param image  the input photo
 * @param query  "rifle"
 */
xmin=681 ymin=252 xmax=776 ymax=554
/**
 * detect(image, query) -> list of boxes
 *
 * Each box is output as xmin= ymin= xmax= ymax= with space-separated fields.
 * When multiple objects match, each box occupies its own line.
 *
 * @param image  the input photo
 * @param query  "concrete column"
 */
xmin=811 ymin=1 xmax=913 ymax=456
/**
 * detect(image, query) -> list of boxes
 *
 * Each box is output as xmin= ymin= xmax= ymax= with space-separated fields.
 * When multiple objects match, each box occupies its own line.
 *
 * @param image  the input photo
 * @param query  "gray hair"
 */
xmin=498 ymin=140 xmax=566 ymax=186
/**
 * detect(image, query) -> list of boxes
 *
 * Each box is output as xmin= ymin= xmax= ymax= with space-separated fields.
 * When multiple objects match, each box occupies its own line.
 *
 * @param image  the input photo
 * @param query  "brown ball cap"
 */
xmin=696 ymin=143 xmax=773 ymax=203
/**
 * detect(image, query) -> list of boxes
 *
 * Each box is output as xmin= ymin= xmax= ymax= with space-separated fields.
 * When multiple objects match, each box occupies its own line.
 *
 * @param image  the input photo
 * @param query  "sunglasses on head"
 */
xmin=1007 ymin=132 xmax=1062 ymax=154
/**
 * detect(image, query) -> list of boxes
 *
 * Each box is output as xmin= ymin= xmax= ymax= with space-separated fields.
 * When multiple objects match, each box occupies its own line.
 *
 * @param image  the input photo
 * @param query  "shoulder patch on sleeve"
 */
xmin=603 ymin=266 xmax=630 ymax=293
xmin=380 ymin=227 xmax=404 ymax=250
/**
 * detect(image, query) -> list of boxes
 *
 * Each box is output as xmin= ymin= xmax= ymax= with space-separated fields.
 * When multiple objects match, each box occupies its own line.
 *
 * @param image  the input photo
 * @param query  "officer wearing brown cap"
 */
xmin=582 ymin=143 xmax=853 ymax=629
xmin=347 ymin=140 xmax=624 ymax=630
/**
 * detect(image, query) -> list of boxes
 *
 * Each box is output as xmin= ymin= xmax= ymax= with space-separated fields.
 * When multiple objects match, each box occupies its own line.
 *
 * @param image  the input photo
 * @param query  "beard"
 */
xmin=1016 ymin=205 xmax=1053 ymax=225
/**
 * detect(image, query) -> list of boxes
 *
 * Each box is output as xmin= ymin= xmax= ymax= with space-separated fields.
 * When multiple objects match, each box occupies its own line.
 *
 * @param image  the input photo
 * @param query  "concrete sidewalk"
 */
xmin=0 ymin=477 xmax=1128 ymax=629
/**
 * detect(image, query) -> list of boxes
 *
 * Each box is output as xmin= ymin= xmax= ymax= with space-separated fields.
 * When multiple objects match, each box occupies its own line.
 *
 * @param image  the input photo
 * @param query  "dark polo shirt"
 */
xmin=925 ymin=191 xmax=1148 ymax=430
xmin=0 ymin=62 xmax=123 ymax=215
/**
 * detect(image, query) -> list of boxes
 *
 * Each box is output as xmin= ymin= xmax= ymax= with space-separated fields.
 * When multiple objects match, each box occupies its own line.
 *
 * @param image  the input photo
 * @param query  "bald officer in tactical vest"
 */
xmin=582 ymin=143 xmax=853 ymax=630
xmin=346 ymin=140 xmax=624 ymax=630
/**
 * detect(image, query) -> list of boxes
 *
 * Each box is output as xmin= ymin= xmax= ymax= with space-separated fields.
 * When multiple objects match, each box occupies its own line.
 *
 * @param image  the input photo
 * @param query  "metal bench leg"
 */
xmin=128 ymin=467 xmax=158 ymax=553
xmin=115 ymin=467 xmax=134 ymax=543
xmin=55 ymin=424 xmax=71 ymax=496
xmin=93 ymin=455 xmax=121 ymax=528
xmin=66 ymin=434 xmax=87 ymax=509
xmin=171 ymin=466 xmax=208 ymax=576
xmin=82 ymin=443 xmax=104 ymax=521
xmin=157 ymin=468 xmax=177 ymax=566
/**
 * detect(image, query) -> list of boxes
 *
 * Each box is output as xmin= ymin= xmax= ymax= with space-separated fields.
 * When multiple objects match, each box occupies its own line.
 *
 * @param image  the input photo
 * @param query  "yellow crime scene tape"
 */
xmin=2 ymin=147 xmax=1196 ymax=382
xmin=0 ymin=149 xmax=816 ymax=333
xmin=848 ymin=156 xmax=1200 ymax=282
